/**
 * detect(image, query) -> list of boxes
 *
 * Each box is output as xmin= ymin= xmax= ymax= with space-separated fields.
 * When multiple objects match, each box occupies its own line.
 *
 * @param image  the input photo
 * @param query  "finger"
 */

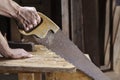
xmin=30 ymin=8 xmax=41 ymax=25
xmin=14 ymin=52 xmax=33 ymax=58
xmin=21 ymin=52 xmax=33 ymax=58
xmin=17 ymin=16 xmax=29 ymax=31
xmin=26 ymin=54 xmax=33 ymax=58
xmin=19 ymin=21 xmax=28 ymax=31
xmin=27 ymin=24 xmax=33 ymax=29
xmin=31 ymin=7 xmax=37 ymax=11
xmin=36 ymin=13 xmax=41 ymax=24
xmin=26 ymin=11 xmax=38 ymax=27
xmin=32 ymin=20 xmax=38 ymax=27
xmin=23 ymin=22 xmax=29 ymax=31
xmin=30 ymin=11 xmax=39 ymax=27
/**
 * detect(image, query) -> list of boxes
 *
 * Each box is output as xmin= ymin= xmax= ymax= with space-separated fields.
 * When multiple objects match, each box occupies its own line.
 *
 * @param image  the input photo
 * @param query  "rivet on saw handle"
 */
xmin=18 ymin=12 xmax=60 ymax=38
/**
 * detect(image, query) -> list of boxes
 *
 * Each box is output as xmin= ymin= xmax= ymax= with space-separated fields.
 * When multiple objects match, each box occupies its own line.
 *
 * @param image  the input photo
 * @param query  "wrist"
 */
xmin=0 ymin=47 xmax=11 ymax=58
xmin=8 ymin=0 xmax=21 ymax=18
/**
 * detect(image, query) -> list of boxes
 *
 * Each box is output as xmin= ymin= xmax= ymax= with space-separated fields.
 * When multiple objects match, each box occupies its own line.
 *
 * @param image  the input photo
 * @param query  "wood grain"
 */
xmin=61 ymin=0 xmax=70 ymax=37
xmin=18 ymin=73 xmax=34 ymax=80
xmin=46 ymin=70 xmax=92 ymax=80
xmin=18 ymin=73 xmax=42 ymax=80
xmin=0 ymin=45 xmax=75 ymax=73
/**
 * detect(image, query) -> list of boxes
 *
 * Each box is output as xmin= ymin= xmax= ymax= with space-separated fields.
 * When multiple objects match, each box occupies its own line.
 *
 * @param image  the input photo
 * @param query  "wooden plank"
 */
xmin=113 ymin=20 xmax=120 ymax=74
xmin=70 ymin=0 xmax=85 ymax=52
xmin=46 ymin=70 xmax=92 ymax=80
xmin=104 ymin=0 xmax=110 ymax=66
xmin=34 ymin=73 xmax=42 ymax=80
xmin=82 ymin=0 xmax=100 ymax=67
xmin=61 ymin=0 xmax=70 ymax=37
xmin=112 ymin=5 xmax=120 ymax=73
xmin=18 ymin=73 xmax=34 ymax=80
xmin=105 ymin=0 xmax=120 ymax=72
xmin=104 ymin=0 xmax=116 ymax=70
xmin=0 ymin=45 xmax=75 ymax=73
xmin=101 ymin=0 xmax=110 ymax=68
xmin=113 ymin=7 xmax=120 ymax=44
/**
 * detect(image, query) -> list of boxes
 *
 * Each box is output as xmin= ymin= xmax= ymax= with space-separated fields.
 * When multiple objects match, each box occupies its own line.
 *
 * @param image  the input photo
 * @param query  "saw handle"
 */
xmin=18 ymin=12 xmax=59 ymax=38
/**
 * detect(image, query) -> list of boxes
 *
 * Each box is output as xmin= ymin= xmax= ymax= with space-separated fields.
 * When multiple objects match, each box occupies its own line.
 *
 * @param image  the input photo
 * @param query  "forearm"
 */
xmin=0 ymin=0 xmax=20 ymax=17
xmin=0 ymin=32 xmax=11 ymax=57
xmin=0 ymin=32 xmax=33 ymax=58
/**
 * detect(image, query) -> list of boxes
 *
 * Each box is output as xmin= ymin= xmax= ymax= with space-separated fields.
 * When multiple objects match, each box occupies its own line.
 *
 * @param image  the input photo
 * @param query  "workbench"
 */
xmin=0 ymin=45 xmax=92 ymax=80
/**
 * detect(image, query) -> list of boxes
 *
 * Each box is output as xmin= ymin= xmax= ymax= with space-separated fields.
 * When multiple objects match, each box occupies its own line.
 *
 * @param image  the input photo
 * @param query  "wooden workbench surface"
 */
xmin=0 ymin=45 xmax=75 ymax=73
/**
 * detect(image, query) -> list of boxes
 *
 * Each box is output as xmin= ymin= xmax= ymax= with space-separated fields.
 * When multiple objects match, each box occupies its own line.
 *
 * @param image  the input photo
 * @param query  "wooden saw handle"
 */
xmin=18 ymin=12 xmax=59 ymax=38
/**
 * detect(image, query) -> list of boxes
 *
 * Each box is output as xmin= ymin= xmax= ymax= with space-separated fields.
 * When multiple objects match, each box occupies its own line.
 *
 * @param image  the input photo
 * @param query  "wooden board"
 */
xmin=0 ymin=45 xmax=75 ymax=73
xmin=61 ymin=0 xmax=70 ymax=37
xmin=70 ymin=0 xmax=85 ymax=51
xmin=46 ymin=70 xmax=92 ymax=80
xmin=82 ymin=0 xmax=101 ymax=67
xmin=18 ymin=73 xmax=42 ymax=80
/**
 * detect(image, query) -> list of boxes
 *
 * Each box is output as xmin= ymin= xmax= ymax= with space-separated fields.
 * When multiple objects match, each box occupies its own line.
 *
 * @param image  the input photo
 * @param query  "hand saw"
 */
xmin=18 ymin=12 xmax=111 ymax=80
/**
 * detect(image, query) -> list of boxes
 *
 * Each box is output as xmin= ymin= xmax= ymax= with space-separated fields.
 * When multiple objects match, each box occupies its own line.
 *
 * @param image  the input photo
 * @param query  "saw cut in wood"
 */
xmin=18 ymin=12 xmax=59 ymax=38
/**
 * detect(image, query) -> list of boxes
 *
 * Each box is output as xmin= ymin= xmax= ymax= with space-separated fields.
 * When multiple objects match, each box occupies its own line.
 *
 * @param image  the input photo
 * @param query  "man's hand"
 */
xmin=6 ymin=48 xmax=33 ymax=59
xmin=16 ymin=7 xmax=41 ymax=31
xmin=0 ymin=0 xmax=41 ymax=32
xmin=0 ymin=32 xmax=33 ymax=59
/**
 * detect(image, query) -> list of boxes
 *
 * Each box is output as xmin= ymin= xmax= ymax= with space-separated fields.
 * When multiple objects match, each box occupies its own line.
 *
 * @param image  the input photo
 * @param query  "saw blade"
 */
xmin=33 ymin=30 xmax=110 ymax=80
